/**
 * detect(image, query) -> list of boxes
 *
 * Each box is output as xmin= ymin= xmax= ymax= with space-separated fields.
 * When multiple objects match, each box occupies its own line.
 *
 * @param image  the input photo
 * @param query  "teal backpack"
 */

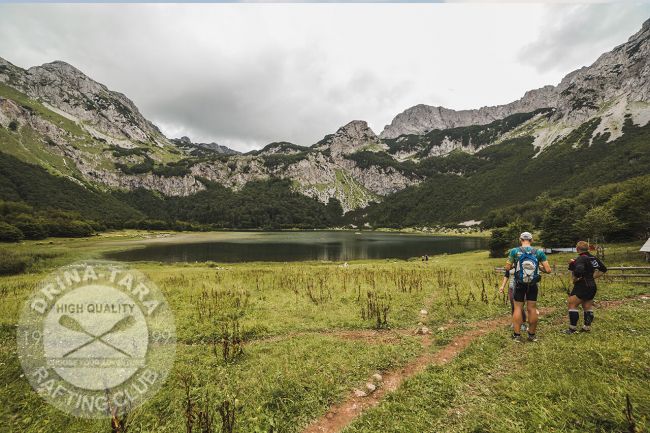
xmin=515 ymin=247 xmax=539 ymax=284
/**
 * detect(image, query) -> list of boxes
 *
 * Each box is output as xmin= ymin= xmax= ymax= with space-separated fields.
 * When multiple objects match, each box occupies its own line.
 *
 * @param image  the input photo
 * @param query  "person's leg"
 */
xmin=511 ymin=283 xmax=526 ymax=339
xmin=526 ymin=301 xmax=538 ymax=335
xmin=508 ymin=285 xmax=515 ymax=315
xmin=567 ymin=295 xmax=581 ymax=333
xmin=513 ymin=301 xmax=525 ymax=335
xmin=582 ymin=299 xmax=595 ymax=331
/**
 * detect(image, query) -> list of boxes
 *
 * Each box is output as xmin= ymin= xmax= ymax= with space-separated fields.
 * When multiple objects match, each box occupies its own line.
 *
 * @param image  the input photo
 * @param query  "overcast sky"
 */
xmin=0 ymin=3 xmax=648 ymax=151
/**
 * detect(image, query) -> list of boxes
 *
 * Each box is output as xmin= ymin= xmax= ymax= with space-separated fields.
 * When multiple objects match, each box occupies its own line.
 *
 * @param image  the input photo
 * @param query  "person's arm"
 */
xmin=538 ymin=251 xmax=551 ymax=274
xmin=505 ymin=249 xmax=514 ymax=272
xmin=568 ymin=259 xmax=578 ymax=283
xmin=498 ymin=275 xmax=508 ymax=294
xmin=498 ymin=269 xmax=510 ymax=293
xmin=593 ymin=257 xmax=607 ymax=279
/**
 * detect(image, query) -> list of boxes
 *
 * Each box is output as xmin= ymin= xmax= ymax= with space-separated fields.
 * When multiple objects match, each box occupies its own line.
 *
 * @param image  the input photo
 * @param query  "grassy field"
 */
xmin=0 ymin=232 xmax=648 ymax=432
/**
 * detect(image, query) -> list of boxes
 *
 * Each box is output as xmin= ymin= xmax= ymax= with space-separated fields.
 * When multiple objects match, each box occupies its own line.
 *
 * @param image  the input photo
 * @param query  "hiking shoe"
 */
xmin=564 ymin=328 xmax=577 ymax=335
xmin=527 ymin=334 xmax=538 ymax=342
xmin=511 ymin=334 xmax=522 ymax=343
xmin=580 ymin=326 xmax=591 ymax=333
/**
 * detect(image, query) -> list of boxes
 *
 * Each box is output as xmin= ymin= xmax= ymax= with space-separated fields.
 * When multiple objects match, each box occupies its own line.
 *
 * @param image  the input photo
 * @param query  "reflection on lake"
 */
xmin=105 ymin=231 xmax=488 ymax=263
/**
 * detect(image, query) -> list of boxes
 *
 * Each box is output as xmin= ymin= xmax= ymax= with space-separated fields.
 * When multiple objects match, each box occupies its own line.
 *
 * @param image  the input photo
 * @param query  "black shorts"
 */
xmin=570 ymin=286 xmax=597 ymax=301
xmin=513 ymin=282 xmax=538 ymax=302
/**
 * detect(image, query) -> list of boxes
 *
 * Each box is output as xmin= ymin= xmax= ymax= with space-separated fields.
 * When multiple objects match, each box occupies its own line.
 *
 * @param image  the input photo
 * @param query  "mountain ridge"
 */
xmin=381 ymin=17 xmax=650 ymax=142
xmin=171 ymin=136 xmax=240 ymax=156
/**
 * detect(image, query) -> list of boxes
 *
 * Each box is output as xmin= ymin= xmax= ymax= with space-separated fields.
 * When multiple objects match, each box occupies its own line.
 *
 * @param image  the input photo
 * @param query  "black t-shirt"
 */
xmin=568 ymin=253 xmax=607 ymax=290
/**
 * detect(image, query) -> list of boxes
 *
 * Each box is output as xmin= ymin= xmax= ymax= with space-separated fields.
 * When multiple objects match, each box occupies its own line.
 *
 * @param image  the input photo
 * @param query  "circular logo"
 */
xmin=17 ymin=261 xmax=176 ymax=418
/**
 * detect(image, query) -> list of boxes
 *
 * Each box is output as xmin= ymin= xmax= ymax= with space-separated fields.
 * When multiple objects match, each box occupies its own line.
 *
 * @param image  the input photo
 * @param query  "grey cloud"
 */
xmin=518 ymin=4 xmax=650 ymax=74
xmin=0 ymin=5 xmax=409 ymax=149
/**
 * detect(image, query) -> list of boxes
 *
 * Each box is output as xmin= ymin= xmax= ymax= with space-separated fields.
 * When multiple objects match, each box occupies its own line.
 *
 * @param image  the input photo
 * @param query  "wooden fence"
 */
xmin=603 ymin=267 xmax=650 ymax=286
xmin=494 ymin=266 xmax=650 ymax=286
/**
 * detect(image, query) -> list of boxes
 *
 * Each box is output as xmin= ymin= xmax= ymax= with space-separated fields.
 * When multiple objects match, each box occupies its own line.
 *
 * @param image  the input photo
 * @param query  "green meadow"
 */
xmin=0 ymin=233 xmax=648 ymax=432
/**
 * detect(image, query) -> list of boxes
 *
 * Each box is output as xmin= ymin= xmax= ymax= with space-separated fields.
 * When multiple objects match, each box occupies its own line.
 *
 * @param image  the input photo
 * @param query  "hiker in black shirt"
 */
xmin=565 ymin=241 xmax=607 ymax=334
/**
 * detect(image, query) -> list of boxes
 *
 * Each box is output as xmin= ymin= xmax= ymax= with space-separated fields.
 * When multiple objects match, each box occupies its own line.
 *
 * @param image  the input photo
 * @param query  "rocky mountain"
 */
xmin=381 ymin=19 xmax=650 ymax=147
xmin=0 ymin=19 xmax=649 ymax=221
xmin=0 ymin=57 xmax=169 ymax=148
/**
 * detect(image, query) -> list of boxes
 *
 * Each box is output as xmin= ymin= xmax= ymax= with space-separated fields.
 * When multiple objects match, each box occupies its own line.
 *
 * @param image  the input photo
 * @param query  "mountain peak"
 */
xmin=316 ymin=120 xmax=378 ymax=155
xmin=0 ymin=55 xmax=170 ymax=147
xmin=37 ymin=60 xmax=85 ymax=75
xmin=336 ymin=120 xmax=376 ymax=139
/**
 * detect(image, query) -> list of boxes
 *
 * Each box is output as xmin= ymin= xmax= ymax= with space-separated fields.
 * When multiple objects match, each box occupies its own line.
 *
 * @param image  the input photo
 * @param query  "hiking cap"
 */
xmin=520 ymin=232 xmax=533 ymax=240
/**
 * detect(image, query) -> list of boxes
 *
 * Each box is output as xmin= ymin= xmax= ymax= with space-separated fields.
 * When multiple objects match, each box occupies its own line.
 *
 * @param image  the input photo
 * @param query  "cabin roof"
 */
xmin=641 ymin=238 xmax=650 ymax=252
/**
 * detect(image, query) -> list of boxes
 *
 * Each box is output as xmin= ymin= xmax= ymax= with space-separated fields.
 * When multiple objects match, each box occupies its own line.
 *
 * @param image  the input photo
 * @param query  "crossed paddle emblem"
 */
xmin=59 ymin=315 xmax=136 ymax=358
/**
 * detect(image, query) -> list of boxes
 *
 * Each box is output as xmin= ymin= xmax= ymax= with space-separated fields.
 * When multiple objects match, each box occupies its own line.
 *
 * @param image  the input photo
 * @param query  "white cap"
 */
xmin=520 ymin=232 xmax=533 ymax=240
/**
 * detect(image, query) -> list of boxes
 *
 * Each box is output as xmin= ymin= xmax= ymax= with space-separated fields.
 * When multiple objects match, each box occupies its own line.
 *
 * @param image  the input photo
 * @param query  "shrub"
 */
xmin=46 ymin=220 xmax=94 ymax=238
xmin=0 ymin=221 xmax=24 ymax=242
xmin=14 ymin=220 xmax=48 ymax=240
xmin=8 ymin=120 xmax=19 ymax=132
xmin=488 ymin=228 xmax=510 ymax=258
xmin=0 ymin=201 xmax=33 ymax=216
xmin=137 ymin=219 xmax=170 ymax=230
xmin=0 ymin=251 xmax=29 ymax=275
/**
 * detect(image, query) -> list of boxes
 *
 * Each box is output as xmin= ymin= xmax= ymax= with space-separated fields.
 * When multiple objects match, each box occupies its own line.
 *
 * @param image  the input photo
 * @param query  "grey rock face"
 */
xmin=82 ymin=168 xmax=206 ymax=197
xmin=0 ymin=97 xmax=74 ymax=151
xmin=553 ymin=19 xmax=650 ymax=121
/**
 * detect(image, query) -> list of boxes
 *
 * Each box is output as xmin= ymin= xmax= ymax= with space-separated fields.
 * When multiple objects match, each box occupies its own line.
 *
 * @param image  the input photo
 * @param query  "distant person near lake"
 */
xmin=504 ymin=232 xmax=552 ymax=343
xmin=565 ymin=241 xmax=608 ymax=334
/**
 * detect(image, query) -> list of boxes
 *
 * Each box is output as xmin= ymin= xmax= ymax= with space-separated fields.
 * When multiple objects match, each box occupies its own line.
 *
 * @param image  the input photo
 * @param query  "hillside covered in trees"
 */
xmin=353 ymin=117 xmax=650 ymax=241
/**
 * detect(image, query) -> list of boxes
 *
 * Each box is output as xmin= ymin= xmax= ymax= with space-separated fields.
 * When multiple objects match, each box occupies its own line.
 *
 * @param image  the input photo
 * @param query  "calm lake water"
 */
xmin=105 ymin=231 xmax=488 ymax=263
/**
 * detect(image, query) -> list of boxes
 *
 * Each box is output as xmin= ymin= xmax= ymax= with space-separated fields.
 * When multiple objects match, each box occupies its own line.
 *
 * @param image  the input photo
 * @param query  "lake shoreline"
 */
xmin=103 ymin=228 xmax=489 ymax=247
xmin=101 ymin=230 xmax=489 ymax=264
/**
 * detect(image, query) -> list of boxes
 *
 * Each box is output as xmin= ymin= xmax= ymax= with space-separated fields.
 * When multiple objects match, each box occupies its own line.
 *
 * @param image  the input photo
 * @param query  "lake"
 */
xmin=104 ymin=231 xmax=488 ymax=263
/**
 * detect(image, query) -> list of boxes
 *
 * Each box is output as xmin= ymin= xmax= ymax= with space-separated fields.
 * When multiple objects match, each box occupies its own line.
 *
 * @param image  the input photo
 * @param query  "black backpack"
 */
xmin=573 ymin=256 xmax=588 ymax=278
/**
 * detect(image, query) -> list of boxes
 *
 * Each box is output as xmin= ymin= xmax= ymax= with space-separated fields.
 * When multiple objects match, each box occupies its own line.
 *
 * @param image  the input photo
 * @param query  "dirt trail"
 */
xmin=302 ymin=314 xmax=511 ymax=433
xmin=302 ymin=294 xmax=648 ymax=433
